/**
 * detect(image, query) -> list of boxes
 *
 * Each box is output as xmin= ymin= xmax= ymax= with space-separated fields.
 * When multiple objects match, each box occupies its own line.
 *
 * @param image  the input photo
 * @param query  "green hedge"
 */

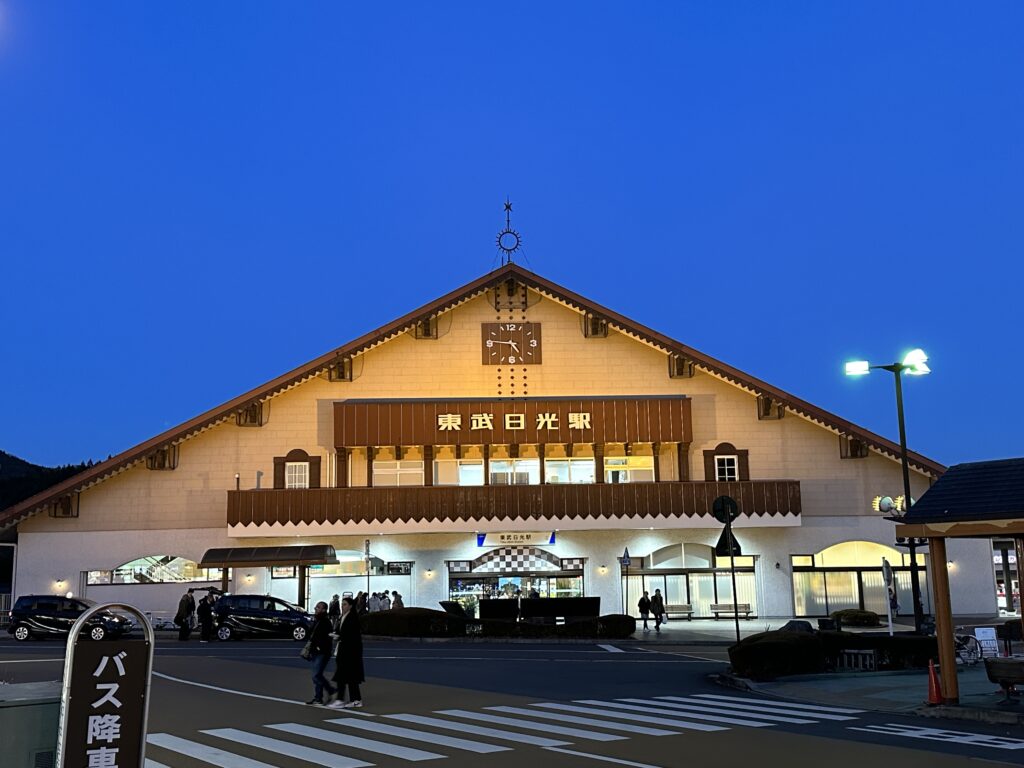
xmin=728 ymin=631 xmax=827 ymax=681
xmin=819 ymin=630 xmax=936 ymax=670
xmin=729 ymin=629 xmax=938 ymax=680
xmin=360 ymin=608 xmax=466 ymax=637
xmin=830 ymin=609 xmax=881 ymax=627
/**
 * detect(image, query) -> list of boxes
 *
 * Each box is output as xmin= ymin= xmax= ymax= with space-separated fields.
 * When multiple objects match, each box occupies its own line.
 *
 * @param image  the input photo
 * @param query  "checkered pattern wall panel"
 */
xmin=472 ymin=546 xmax=562 ymax=573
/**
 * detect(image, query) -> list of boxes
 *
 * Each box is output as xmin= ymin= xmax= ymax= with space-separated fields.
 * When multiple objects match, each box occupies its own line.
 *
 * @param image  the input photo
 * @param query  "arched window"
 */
xmin=703 ymin=442 xmax=749 ymax=482
xmin=273 ymin=449 xmax=322 ymax=489
xmin=87 ymin=556 xmax=222 ymax=585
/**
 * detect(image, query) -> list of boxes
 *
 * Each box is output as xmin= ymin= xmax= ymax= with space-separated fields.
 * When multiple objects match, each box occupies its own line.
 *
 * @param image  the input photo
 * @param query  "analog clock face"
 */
xmin=481 ymin=322 xmax=542 ymax=365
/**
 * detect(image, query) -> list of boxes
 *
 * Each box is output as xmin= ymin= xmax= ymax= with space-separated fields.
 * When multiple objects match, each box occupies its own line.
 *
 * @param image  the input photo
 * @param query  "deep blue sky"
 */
xmin=1 ymin=3 xmax=1021 ymax=468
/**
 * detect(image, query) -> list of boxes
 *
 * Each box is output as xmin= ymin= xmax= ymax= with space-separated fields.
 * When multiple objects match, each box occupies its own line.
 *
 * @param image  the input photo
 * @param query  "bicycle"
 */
xmin=954 ymin=626 xmax=982 ymax=665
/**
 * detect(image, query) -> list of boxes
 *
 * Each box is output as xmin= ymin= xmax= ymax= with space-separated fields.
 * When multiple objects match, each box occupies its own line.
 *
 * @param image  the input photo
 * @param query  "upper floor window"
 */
xmin=434 ymin=459 xmax=485 ymax=486
xmin=715 ymin=455 xmax=739 ymax=482
xmin=374 ymin=460 xmax=425 ymax=487
xmin=605 ymin=456 xmax=655 ymax=483
xmin=274 ymin=449 xmax=321 ymax=489
xmin=490 ymin=458 xmax=540 ymax=485
xmin=703 ymin=442 xmax=749 ymax=482
xmin=285 ymin=462 xmax=309 ymax=489
xmin=545 ymin=458 xmax=596 ymax=484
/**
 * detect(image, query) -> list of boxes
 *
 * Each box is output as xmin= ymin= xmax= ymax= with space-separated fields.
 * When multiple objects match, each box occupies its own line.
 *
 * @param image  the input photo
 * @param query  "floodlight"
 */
xmin=872 ymin=496 xmax=895 ymax=514
xmin=845 ymin=360 xmax=870 ymax=376
xmin=902 ymin=349 xmax=930 ymax=376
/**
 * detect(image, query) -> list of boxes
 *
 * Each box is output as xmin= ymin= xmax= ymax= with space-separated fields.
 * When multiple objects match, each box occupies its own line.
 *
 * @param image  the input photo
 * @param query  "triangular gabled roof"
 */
xmin=0 ymin=262 xmax=945 ymax=528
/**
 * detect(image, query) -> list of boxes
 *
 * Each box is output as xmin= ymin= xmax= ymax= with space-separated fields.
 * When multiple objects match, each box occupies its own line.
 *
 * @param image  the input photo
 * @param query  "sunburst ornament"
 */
xmin=496 ymin=198 xmax=521 ymax=263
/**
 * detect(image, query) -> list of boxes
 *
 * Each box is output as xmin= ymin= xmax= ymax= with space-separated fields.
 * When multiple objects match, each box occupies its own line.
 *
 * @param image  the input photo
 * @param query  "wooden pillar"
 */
xmin=929 ymin=537 xmax=959 ymax=704
xmin=677 ymin=442 xmax=691 ymax=481
xmin=1016 ymin=537 xmax=1024 ymax=648
xmin=594 ymin=443 xmax=605 ymax=483
xmin=653 ymin=442 xmax=661 ymax=482
xmin=423 ymin=445 xmax=434 ymax=487
xmin=366 ymin=447 xmax=374 ymax=488
xmin=336 ymin=448 xmax=349 ymax=488
xmin=539 ymin=445 xmax=546 ymax=484
xmin=297 ymin=565 xmax=308 ymax=610
xmin=484 ymin=445 xmax=491 ymax=485
xmin=220 ymin=568 xmax=229 ymax=593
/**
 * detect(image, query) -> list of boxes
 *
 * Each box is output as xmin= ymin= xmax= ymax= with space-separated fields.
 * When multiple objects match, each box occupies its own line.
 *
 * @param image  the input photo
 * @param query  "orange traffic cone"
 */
xmin=926 ymin=659 xmax=942 ymax=706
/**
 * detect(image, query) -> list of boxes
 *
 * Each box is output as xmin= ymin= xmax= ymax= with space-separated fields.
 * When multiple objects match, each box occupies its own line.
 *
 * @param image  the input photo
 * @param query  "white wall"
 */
xmin=14 ymin=523 xmax=998 ymax=619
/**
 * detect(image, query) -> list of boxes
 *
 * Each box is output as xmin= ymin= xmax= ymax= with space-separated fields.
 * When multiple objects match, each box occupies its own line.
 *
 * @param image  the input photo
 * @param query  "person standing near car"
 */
xmin=175 ymin=588 xmax=196 ymax=641
xmin=650 ymin=588 xmax=665 ymax=633
xmin=196 ymin=594 xmax=214 ymax=643
xmin=307 ymin=601 xmax=337 ymax=705
xmin=328 ymin=596 xmax=365 ymax=709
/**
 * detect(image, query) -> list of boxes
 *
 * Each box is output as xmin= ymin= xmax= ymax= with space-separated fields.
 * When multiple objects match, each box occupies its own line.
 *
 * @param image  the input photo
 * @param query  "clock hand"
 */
xmin=509 ymin=341 xmax=520 ymax=354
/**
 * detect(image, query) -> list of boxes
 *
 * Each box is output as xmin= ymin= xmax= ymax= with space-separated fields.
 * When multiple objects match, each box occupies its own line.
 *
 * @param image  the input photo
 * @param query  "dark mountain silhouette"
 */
xmin=0 ymin=450 xmax=93 ymax=511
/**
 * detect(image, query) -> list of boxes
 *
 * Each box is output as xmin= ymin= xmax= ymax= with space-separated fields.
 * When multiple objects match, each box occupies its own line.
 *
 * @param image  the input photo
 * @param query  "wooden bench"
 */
xmin=711 ymin=603 xmax=754 ymax=620
xmin=664 ymin=604 xmax=694 ymax=621
xmin=984 ymin=657 xmax=1024 ymax=704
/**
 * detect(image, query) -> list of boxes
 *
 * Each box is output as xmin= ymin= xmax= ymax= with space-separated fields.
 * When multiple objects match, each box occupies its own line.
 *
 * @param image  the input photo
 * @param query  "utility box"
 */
xmin=0 ymin=681 xmax=61 ymax=768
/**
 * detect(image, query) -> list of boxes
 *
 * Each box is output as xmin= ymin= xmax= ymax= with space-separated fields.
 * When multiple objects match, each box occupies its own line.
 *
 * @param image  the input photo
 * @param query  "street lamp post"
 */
xmin=846 ymin=349 xmax=930 ymax=634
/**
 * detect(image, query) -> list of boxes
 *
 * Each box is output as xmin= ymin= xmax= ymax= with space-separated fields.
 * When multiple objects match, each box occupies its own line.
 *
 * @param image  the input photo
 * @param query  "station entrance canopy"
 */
xmin=199 ymin=545 xmax=340 ymax=569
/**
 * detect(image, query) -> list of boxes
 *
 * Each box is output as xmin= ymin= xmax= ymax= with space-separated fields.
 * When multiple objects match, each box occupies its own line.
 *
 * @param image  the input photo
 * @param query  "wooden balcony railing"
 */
xmin=227 ymin=480 xmax=801 ymax=527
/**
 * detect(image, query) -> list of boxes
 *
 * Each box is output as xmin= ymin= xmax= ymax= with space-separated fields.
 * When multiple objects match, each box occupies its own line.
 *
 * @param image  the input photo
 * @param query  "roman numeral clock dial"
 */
xmin=481 ymin=323 xmax=542 ymax=366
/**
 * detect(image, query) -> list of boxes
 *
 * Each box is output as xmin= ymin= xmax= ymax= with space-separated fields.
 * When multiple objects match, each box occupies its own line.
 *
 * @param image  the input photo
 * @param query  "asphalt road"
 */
xmin=2 ymin=637 xmax=1023 ymax=768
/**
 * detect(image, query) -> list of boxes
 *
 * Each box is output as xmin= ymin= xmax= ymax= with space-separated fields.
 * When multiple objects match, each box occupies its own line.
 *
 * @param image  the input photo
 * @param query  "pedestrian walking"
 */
xmin=174 ymin=588 xmax=196 ymax=641
xmin=196 ymin=594 xmax=214 ymax=643
xmin=328 ymin=594 xmax=341 ymax=630
xmin=650 ymin=588 xmax=665 ymax=633
xmin=391 ymin=591 xmax=404 ymax=609
xmin=379 ymin=591 xmax=391 ymax=611
xmin=328 ymin=596 xmax=365 ymax=709
xmin=638 ymin=590 xmax=652 ymax=632
xmin=306 ymin=601 xmax=337 ymax=706
xmin=355 ymin=591 xmax=368 ymax=615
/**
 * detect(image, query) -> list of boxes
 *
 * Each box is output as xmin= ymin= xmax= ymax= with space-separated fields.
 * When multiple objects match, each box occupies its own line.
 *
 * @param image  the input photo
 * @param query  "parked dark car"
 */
xmin=7 ymin=595 xmax=134 ymax=642
xmin=213 ymin=594 xmax=312 ymax=641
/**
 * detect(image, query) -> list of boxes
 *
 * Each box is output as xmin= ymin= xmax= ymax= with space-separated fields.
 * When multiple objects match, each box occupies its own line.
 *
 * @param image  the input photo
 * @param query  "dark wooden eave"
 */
xmin=0 ymin=262 xmax=945 ymax=529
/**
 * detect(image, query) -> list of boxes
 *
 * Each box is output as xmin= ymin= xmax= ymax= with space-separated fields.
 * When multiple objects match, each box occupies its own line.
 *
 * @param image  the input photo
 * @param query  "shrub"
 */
xmin=597 ymin=614 xmax=637 ymax=639
xmin=830 ymin=609 xmax=880 ymax=627
xmin=728 ymin=631 xmax=827 ymax=681
xmin=819 ymin=630 xmax=936 ymax=670
xmin=360 ymin=607 xmax=466 ymax=638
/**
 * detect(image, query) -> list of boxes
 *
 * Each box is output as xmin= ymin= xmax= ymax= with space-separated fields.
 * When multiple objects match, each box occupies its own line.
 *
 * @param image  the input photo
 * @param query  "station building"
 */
xmin=0 ymin=264 xmax=996 ymax=621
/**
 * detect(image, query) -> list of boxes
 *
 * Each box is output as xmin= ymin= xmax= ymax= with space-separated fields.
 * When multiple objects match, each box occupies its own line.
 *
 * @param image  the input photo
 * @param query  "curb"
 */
xmin=915 ymin=704 xmax=1024 ymax=726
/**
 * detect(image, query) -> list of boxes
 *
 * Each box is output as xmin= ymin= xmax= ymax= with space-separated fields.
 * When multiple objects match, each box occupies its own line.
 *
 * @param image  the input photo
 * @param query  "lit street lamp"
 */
xmin=846 ymin=349 xmax=931 ymax=633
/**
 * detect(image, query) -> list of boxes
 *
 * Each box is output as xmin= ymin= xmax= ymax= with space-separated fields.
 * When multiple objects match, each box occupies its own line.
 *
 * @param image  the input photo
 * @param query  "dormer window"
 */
xmin=715 ymin=455 xmax=739 ymax=482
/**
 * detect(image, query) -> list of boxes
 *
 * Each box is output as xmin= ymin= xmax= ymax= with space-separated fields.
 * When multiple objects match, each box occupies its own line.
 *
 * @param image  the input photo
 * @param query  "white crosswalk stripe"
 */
xmin=336 ymin=716 xmax=512 ymax=753
xmin=531 ymin=701 xmax=726 ymax=732
xmin=144 ymin=760 xmax=172 ymax=768
xmin=691 ymin=693 xmax=865 ymax=715
xmin=849 ymin=723 xmax=1024 ymax=750
xmin=486 ymin=705 xmax=681 ymax=736
xmin=147 ymin=733 xmax=282 ymax=768
xmin=658 ymin=695 xmax=860 ymax=722
xmin=203 ymin=728 xmax=373 ymax=768
xmin=267 ymin=721 xmax=445 ymax=761
xmin=574 ymin=699 xmax=776 ymax=727
xmin=385 ymin=713 xmax=570 ymax=747
xmin=436 ymin=708 xmax=626 ymax=741
xmin=636 ymin=698 xmax=817 ymax=724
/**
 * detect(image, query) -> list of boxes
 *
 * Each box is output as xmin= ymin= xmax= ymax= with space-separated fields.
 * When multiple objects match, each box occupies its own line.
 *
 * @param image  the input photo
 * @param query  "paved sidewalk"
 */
xmin=626 ymin=616 xmax=918 ymax=644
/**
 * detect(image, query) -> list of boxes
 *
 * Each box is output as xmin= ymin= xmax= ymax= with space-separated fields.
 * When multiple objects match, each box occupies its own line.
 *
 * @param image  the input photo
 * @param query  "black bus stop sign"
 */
xmin=712 ymin=495 xmax=739 ymax=524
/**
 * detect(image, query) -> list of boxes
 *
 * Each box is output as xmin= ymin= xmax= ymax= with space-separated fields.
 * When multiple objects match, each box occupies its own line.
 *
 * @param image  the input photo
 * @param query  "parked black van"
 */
xmin=213 ymin=594 xmax=312 ymax=641
xmin=7 ymin=595 xmax=134 ymax=641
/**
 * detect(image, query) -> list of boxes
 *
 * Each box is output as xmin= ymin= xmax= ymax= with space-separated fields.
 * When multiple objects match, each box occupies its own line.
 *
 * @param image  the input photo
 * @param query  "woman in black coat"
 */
xmin=328 ymin=596 xmax=365 ymax=708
